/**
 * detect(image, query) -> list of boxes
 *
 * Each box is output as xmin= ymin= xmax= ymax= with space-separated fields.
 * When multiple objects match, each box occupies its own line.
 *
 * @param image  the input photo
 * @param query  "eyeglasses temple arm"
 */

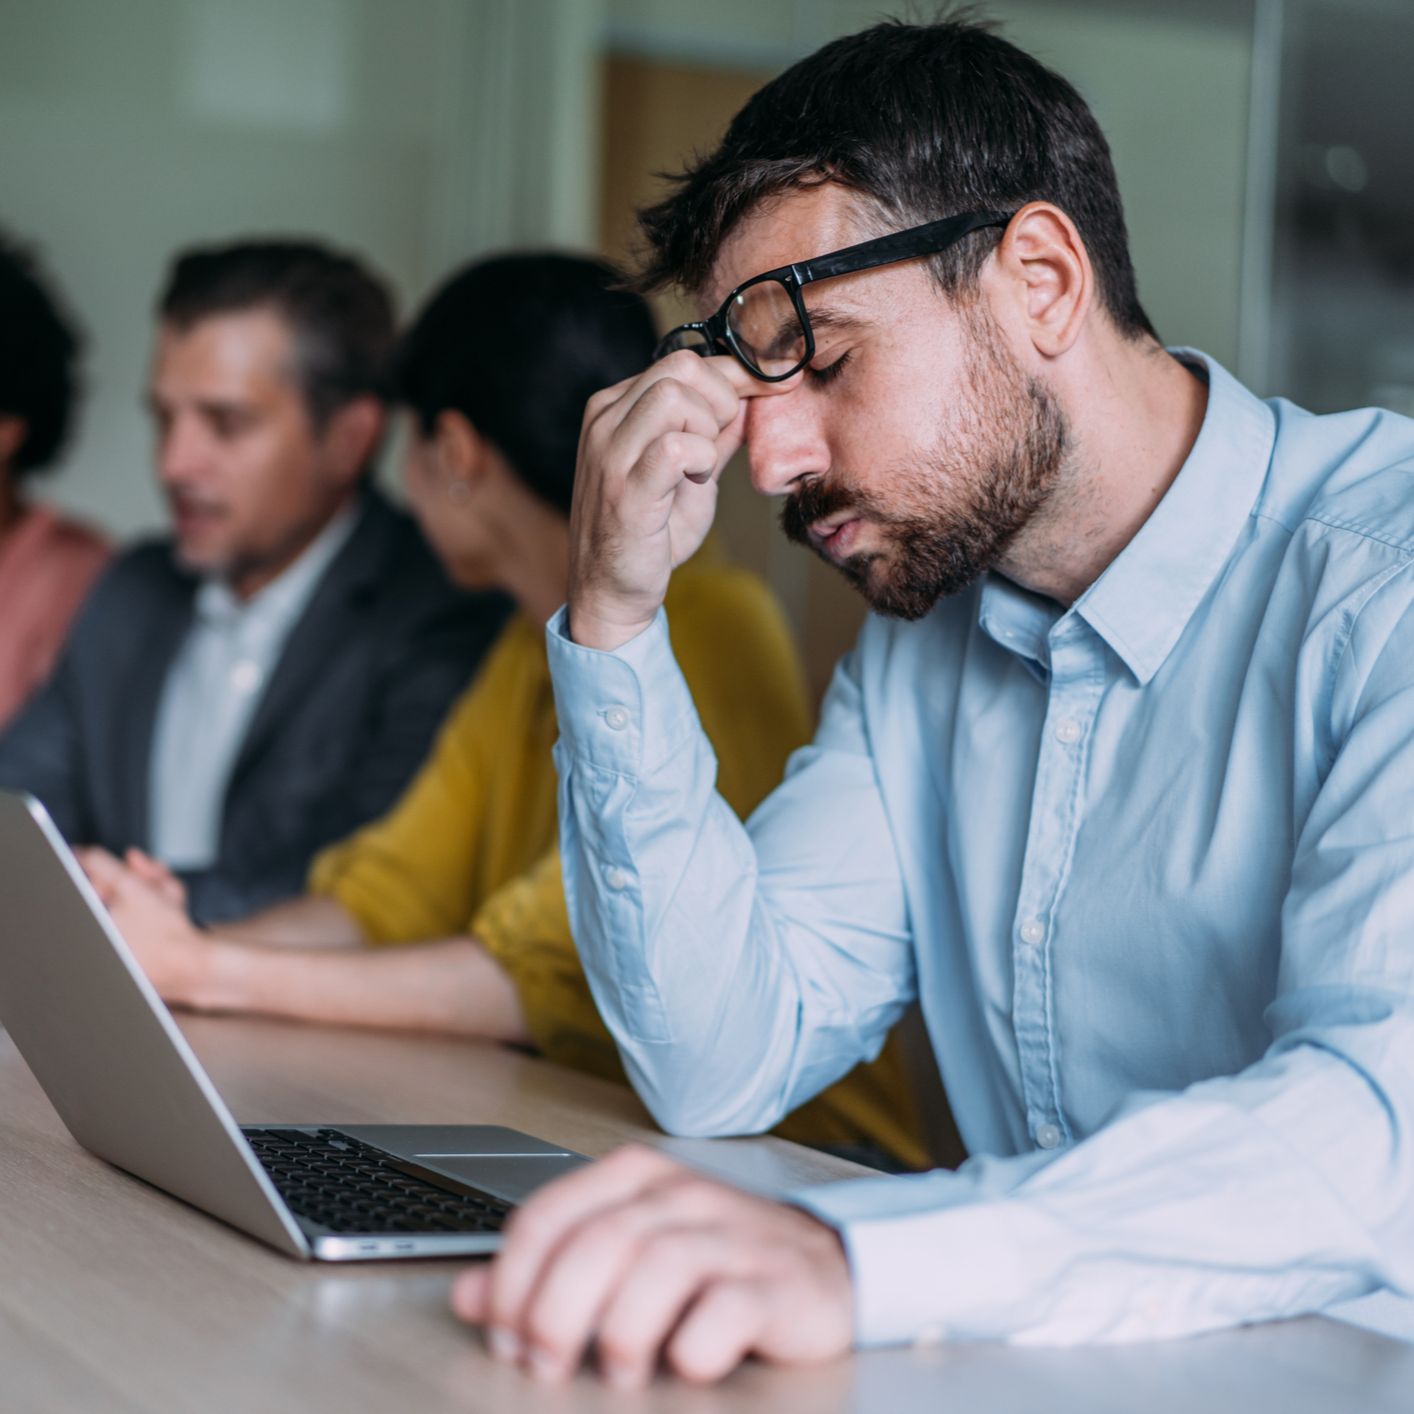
xmin=793 ymin=210 xmax=1014 ymax=285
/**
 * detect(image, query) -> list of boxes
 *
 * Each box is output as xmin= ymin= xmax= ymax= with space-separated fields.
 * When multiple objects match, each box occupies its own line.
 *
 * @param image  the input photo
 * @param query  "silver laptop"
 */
xmin=0 ymin=791 xmax=588 ymax=1261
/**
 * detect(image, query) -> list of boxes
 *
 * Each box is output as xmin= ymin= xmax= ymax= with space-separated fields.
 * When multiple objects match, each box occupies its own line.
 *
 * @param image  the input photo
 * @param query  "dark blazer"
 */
xmin=0 ymin=488 xmax=509 ymax=924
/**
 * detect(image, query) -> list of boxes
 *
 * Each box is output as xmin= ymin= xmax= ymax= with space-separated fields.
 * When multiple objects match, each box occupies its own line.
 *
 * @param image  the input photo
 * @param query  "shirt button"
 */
xmin=605 ymin=866 xmax=630 ymax=891
xmin=1019 ymin=918 xmax=1045 ymax=946
xmin=1035 ymin=1123 xmax=1063 ymax=1150
xmin=603 ymin=706 xmax=630 ymax=731
xmin=230 ymin=660 xmax=263 ymax=695
xmin=1054 ymin=719 xmax=1081 ymax=744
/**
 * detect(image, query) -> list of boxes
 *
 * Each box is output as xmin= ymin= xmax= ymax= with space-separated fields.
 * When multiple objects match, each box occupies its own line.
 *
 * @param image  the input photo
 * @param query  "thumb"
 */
xmin=450 ymin=1266 xmax=491 ymax=1324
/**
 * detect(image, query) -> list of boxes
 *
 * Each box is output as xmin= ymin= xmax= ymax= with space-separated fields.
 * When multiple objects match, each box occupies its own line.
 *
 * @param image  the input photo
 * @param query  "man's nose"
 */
xmin=742 ymin=390 xmax=827 ymax=497
xmin=156 ymin=417 xmax=207 ymax=484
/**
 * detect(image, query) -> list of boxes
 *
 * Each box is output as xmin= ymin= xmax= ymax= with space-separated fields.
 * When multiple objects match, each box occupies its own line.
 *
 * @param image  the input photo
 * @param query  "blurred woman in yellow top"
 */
xmin=88 ymin=253 xmax=927 ymax=1170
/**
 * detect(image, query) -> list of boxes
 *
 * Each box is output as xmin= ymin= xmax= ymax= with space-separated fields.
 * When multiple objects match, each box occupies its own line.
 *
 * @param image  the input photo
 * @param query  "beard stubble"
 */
xmin=779 ymin=310 xmax=1070 ymax=620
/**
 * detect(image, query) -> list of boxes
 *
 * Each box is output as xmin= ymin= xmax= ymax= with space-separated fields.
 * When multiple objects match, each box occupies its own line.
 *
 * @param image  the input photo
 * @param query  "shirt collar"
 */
xmin=195 ymin=499 xmax=362 ymax=635
xmin=1071 ymin=351 xmax=1275 ymax=684
xmin=977 ymin=574 xmax=1061 ymax=682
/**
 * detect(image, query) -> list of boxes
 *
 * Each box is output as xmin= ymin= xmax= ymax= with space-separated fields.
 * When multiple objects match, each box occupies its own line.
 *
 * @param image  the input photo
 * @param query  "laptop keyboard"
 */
xmin=244 ymin=1127 xmax=510 ymax=1236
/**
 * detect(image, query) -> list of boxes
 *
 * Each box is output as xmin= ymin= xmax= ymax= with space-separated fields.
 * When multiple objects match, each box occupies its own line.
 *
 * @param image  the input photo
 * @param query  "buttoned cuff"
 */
xmin=545 ymin=605 xmax=703 ymax=779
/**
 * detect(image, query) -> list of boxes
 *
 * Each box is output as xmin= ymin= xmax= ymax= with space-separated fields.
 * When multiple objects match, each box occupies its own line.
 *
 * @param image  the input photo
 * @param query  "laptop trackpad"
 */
xmin=337 ymin=1124 xmax=588 ymax=1203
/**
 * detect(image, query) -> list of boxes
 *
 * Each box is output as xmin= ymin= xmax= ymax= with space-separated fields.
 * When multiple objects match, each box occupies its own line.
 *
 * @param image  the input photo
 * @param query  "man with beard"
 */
xmin=450 ymin=15 xmax=1414 ymax=1388
xmin=0 ymin=239 xmax=507 ymax=922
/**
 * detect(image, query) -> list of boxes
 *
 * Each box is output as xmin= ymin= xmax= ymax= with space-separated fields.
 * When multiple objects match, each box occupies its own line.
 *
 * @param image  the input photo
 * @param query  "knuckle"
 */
xmin=667 ymin=1173 xmax=731 ymax=1219
xmin=522 ymin=1303 xmax=567 ymax=1357
xmin=583 ymin=420 xmax=616 ymax=463
xmin=578 ymin=1204 xmax=638 ymax=1254
xmin=638 ymin=1224 xmax=711 ymax=1276
xmin=582 ymin=398 xmax=612 ymax=436
xmin=606 ymin=1142 xmax=672 ymax=1178
xmin=499 ymin=1195 xmax=558 ymax=1250
xmin=664 ymin=348 xmax=703 ymax=375
xmin=646 ymin=376 xmax=690 ymax=413
xmin=654 ymin=430 xmax=687 ymax=465
xmin=596 ymin=1329 xmax=651 ymax=1370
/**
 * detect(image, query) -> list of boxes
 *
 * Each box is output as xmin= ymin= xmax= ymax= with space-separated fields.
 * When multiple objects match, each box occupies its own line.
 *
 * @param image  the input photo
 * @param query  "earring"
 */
xmin=445 ymin=479 xmax=470 ymax=504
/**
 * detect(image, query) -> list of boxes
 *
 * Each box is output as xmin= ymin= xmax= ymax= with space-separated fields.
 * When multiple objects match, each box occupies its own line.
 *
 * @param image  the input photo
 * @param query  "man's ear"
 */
xmin=432 ymin=408 xmax=490 ymax=487
xmin=321 ymin=395 xmax=385 ymax=488
xmin=0 ymin=413 xmax=29 ymax=470
xmin=992 ymin=201 xmax=1093 ymax=358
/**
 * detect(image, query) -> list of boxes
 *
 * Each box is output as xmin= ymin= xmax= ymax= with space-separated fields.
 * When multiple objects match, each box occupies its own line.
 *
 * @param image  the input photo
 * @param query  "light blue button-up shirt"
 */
xmin=545 ymin=353 xmax=1414 ymax=1345
xmin=149 ymin=503 xmax=360 ymax=869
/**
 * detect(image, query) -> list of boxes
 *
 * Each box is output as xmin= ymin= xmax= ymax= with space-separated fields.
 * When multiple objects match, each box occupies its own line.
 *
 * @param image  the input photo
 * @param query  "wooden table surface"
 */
xmin=1 ymin=1014 xmax=1410 ymax=1414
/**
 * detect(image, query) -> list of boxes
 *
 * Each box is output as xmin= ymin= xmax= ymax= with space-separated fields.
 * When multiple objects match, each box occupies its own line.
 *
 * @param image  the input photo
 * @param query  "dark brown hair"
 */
xmin=159 ymin=238 xmax=395 ymax=427
xmin=636 ymin=15 xmax=1155 ymax=340
xmin=395 ymin=252 xmax=656 ymax=516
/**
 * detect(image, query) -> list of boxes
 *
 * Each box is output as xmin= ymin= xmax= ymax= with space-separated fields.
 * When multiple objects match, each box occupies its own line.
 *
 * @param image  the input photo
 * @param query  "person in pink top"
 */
xmin=0 ymin=234 xmax=110 ymax=729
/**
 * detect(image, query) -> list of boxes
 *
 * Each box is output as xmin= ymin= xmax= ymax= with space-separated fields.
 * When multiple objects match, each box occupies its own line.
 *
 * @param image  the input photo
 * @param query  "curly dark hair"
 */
xmin=0 ymin=231 xmax=83 ymax=477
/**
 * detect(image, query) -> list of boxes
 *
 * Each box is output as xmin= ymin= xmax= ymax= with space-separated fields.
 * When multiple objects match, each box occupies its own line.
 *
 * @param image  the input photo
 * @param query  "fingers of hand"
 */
xmin=639 ymin=429 xmax=722 ymax=491
xmin=478 ymin=1146 xmax=681 ymax=1353
xmin=125 ymin=847 xmax=165 ymax=881
xmin=464 ymin=1156 xmax=854 ymax=1388
xmin=706 ymin=355 xmax=805 ymax=401
xmin=582 ymin=354 xmax=734 ymax=453
xmin=77 ymin=845 xmax=122 ymax=878
xmin=77 ymin=847 xmax=126 ymax=905
xmin=593 ymin=1225 xmax=743 ymax=1388
xmin=450 ymin=1265 xmax=490 ymax=1323
xmin=666 ymin=1225 xmax=852 ymax=1382
xmin=612 ymin=358 xmax=789 ymax=493
xmin=645 ymin=350 xmax=744 ymax=428
xmin=665 ymin=1278 xmax=768 ymax=1385
xmin=609 ymin=376 xmax=732 ymax=478
xmin=516 ymin=1192 xmax=711 ymax=1383
xmin=125 ymin=849 xmax=186 ymax=906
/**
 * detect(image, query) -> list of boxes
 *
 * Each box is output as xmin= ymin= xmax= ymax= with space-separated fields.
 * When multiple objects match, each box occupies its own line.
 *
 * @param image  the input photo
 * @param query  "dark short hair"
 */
xmin=158 ymin=238 xmax=395 ymax=427
xmin=0 ymin=231 xmax=82 ymax=478
xmin=636 ymin=15 xmax=1155 ymax=340
xmin=395 ymin=252 xmax=656 ymax=516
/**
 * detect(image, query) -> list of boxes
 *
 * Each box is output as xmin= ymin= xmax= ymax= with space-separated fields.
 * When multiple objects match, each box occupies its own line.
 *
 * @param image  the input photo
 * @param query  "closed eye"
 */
xmin=807 ymin=349 xmax=852 ymax=386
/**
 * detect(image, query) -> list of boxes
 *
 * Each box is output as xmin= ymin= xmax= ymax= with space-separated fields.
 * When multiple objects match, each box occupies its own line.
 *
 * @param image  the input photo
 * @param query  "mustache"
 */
xmin=779 ymin=477 xmax=865 ymax=547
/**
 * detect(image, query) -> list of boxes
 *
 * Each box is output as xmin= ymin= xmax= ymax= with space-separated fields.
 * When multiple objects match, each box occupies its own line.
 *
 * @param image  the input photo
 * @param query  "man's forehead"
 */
xmin=152 ymin=308 xmax=296 ymax=391
xmin=699 ymin=184 xmax=878 ymax=312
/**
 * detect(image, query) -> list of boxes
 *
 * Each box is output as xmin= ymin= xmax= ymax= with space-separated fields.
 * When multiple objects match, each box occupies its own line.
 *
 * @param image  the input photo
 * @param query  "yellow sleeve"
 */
xmin=466 ymin=564 xmax=813 ymax=1087
xmin=666 ymin=565 xmax=813 ymax=816
xmin=471 ymin=843 xmax=627 ymax=1084
xmin=475 ymin=835 xmax=932 ymax=1168
xmin=471 ymin=566 xmax=929 ymax=1169
xmin=308 ymin=671 xmax=493 ymax=945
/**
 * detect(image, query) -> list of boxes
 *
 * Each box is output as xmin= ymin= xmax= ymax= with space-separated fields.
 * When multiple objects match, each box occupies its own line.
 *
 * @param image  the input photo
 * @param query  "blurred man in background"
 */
xmin=0 ymin=239 xmax=507 ymax=922
xmin=0 ymin=231 xmax=109 ymax=730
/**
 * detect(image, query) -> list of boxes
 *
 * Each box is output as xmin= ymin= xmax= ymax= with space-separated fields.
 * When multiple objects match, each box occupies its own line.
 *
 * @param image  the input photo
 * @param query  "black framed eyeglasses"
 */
xmin=655 ymin=209 xmax=1016 ymax=382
